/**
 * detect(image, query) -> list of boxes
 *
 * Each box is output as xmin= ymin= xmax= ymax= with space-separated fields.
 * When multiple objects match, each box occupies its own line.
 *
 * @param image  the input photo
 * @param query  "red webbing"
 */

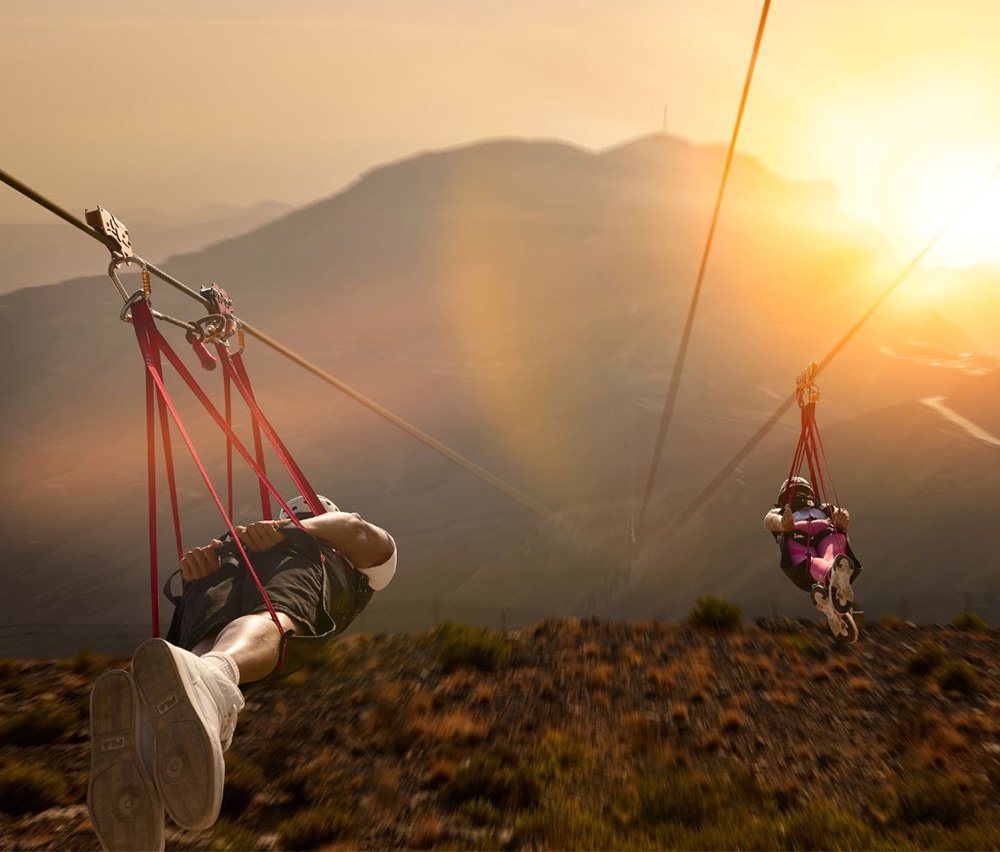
xmin=152 ymin=344 xmax=185 ymax=564
xmin=224 ymin=364 xmax=234 ymax=519
xmin=223 ymin=349 xmax=324 ymax=517
xmin=144 ymin=354 xmax=159 ymax=638
xmin=148 ymin=321 xmax=305 ymax=527
xmin=131 ymin=302 xmax=284 ymax=635
xmin=217 ymin=345 xmax=272 ymax=521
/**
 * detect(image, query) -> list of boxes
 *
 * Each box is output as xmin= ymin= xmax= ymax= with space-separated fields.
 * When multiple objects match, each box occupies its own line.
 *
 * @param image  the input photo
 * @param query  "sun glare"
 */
xmin=887 ymin=149 xmax=1000 ymax=268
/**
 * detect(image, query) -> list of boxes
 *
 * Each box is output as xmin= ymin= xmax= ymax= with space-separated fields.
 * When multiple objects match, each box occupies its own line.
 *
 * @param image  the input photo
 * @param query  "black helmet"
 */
xmin=777 ymin=476 xmax=813 ymax=505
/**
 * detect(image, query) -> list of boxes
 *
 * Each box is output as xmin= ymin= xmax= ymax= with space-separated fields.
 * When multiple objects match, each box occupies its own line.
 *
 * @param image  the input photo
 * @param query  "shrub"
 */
xmin=434 ymin=622 xmax=511 ymax=673
xmin=275 ymin=804 xmax=353 ymax=848
xmin=879 ymin=614 xmax=903 ymax=631
xmin=66 ymin=649 xmax=111 ymax=677
xmin=443 ymin=752 xmax=540 ymax=810
xmin=458 ymin=797 xmax=503 ymax=827
xmin=221 ymin=753 xmax=265 ymax=815
xmin=0 ymin=760 xmax=69 ymax=815
xmin=894 ymin=771 xmax=977 ymax=827
xmin=515 ymin=801 xmax=615 ymax=849
xmin=205 ymin=819 xmax=258 ymax=851
xmin=534 ymin=729 xmax=584 ymax=780
xmin=0 ymin=697 xmax=77 ymax=745
xmin=950 ymin=611 xmax=988 ymax=631
xmin=934 ymin=659 xmax=980 ymax=696
xmin=686 ymin=596 xmax=741 ymax=631
xmin=276 ymin=763 xmax=339 ymax=803
xmin=782 ymin=801 xmax=875 ymax=850
xmin=905 ymin=641 xmax=946 ymax=676
xmin=634 ymin=768 xmax=718 ymax=828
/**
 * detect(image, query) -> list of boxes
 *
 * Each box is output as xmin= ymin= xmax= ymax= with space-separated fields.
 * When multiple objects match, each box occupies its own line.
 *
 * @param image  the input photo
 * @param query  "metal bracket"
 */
xmin=85 ymin=207 xmax=133 ymax=257
xmin=795 ymin=361 xmax=821 ymax=408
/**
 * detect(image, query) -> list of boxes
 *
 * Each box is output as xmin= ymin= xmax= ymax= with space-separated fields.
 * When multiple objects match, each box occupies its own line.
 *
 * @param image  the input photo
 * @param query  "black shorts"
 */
xmin=166 ymin=552 xmax=334 ymax=652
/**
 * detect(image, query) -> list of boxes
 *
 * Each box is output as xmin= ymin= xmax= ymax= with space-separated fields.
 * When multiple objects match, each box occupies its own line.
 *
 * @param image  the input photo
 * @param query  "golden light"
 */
xmin=884 ymin=147 xmax=1000 ymax=269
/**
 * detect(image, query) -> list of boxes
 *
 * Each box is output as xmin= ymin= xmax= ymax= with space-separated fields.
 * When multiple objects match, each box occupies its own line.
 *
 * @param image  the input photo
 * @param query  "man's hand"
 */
xmin=235 ymin=520 xmax=289 ymax=553
xmin=181 ymin=540 xmax=224 ymax=582
xmin=781 ymin=506 xmax=795 ymax=533
xmin=832 ymin=508 xmax=850 ymax=531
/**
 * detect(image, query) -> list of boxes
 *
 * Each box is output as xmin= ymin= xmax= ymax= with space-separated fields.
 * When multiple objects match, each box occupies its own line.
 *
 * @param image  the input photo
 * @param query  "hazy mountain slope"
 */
xmin=0 ymin=200 xmax=292 ymax=295
xmin=0 ymin=133 xmax=996 ymax=644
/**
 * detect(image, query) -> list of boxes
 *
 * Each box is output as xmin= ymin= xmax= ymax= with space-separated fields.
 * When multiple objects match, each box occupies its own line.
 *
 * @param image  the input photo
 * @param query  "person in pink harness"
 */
xmin=764 ymin=476 xmax=860 ymax=642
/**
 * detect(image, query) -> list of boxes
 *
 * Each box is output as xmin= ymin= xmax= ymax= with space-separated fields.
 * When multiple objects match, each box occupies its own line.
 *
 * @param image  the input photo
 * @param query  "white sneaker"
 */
xmin=829 ymin=554 xmax=855 ymax=614
xmin=811 ymin=583 xmax=846 ymax=638
xmin=88 ymin=669 xmax=164 ymax=852
xmin=131 ymin=639 xmax=244 ymax=831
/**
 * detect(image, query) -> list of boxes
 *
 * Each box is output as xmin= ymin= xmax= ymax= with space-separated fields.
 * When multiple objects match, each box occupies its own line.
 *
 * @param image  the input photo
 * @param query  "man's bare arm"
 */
xmin=297 ymin=511 xmax=394 ymax=570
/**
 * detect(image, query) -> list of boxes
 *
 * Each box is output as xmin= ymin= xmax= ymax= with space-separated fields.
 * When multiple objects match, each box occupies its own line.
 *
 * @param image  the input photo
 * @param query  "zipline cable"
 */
xmin=673 ymin=160 xmax=1000 ymax=531
xmin=633 ymin=0 xmax=772 ymax=547
xmin=0 ymin=167 xmax=561 ymax=525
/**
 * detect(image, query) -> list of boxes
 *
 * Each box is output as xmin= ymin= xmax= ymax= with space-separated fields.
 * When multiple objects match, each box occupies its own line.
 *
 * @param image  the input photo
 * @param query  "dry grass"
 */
xmin=719 ymin=708 xmax=745 ymax=734
xmin=587 ymin=663 xmax=615 ymax=690
xmin=848 ymin=675 xmax=874 ymax=693
xmin=408 ymin=814 xmax=444 ymax=847
xmin=410 ymin=710 xmax=489 ymax=745
xmin=767 ymin=689 xmax=800 ymax=707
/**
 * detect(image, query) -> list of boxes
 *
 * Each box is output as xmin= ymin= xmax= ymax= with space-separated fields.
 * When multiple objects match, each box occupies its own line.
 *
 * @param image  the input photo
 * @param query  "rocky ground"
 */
xmin=1 ymin=613 xmax=998 ymax=850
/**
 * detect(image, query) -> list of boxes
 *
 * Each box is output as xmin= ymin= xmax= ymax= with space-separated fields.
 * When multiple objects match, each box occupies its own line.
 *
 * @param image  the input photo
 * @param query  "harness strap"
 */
xmin=131 ymin=301 xmax=285 ymax=635
xmin=222 ymin=348 xmax=324 ymax=518
xmin=144 ymin=345 xmax=159 ymax=637
xmin=217 ymin=345 xmax=272 ymax=520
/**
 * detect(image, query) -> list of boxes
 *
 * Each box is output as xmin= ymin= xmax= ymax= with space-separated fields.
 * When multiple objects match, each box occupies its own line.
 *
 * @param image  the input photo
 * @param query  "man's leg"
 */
xmin=194 ymin=611 xmax=304 ymax=684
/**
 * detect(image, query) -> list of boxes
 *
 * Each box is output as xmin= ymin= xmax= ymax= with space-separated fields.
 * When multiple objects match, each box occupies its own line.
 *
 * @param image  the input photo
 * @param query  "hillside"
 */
xmin=1 ymin=133 xmax=999 ymax=646
xmin=0 ymin=201 xmax=292 ymax=295
xmin=1 ymin=617 xmax=998 ymax=850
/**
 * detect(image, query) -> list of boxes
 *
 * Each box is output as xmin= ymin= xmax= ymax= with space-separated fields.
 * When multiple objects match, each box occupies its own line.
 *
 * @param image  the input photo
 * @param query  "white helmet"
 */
xmin=278 ymin=494 xmax=339 ymax=521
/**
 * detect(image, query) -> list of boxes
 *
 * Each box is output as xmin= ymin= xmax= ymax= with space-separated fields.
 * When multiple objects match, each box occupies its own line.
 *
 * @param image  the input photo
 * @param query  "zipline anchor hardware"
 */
xmin=185 ymin=284 xmax=239 ymax=370
xmin=85 ymin=207 xmax=133 ymax=258
xmin=795 ymin=361 xmax=821 ymax=408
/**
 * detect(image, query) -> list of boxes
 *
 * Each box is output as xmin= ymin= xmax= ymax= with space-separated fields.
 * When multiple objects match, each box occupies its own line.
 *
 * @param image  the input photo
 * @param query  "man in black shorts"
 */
xmin=87 ymin=496 xmax=396 ymax=851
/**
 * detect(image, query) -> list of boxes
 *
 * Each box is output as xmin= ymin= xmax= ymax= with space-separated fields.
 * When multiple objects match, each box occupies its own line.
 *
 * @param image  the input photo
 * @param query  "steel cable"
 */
xmin=633 ymin=0 xmax=772 ymax=547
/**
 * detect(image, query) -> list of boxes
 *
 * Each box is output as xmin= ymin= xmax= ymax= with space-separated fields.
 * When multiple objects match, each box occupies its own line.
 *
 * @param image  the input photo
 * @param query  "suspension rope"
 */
xmin=0 ymin=167 xmax=561 ymax=525
xmin=673 ymin=160 xmax=1000 ymax=531
xmin=633 ymin=0 xmax=772 ymax=546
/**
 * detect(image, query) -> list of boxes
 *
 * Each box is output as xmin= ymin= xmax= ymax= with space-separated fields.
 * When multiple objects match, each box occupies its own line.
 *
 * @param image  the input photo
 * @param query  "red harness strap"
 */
xmin=133 ymin=301 xmax=298 ymax=637
xmin=220 ymin=348 xmax=324 ymax=517
xmin=216 ymin=344 xmax=272 ymax=521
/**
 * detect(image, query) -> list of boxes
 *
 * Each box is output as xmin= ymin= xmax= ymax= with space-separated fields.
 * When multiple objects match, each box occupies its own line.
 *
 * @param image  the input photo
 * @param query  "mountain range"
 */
xmin=1 ymin=133 xmax=998 ymax=652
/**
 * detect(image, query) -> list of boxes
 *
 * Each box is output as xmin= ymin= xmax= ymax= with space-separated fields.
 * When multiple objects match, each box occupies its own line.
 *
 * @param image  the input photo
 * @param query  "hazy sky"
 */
xmin=3 ymin=1 xmax=1000 ymax=263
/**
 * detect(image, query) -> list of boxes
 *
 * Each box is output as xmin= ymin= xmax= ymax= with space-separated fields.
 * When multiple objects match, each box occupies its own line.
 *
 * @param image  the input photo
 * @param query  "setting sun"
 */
xmin=887 ymin=147 xmax=1000 ymax=268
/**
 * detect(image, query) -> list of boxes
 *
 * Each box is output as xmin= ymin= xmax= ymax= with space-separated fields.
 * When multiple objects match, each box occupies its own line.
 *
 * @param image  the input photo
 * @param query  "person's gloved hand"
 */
xmin=833 ymin=508 xmax=850 ymax=531
xmin=781 ymin=506 xmax=794 ymax=533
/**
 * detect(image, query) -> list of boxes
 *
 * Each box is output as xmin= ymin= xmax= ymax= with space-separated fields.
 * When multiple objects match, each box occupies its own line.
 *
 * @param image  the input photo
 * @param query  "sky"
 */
xmin=2 ymin=0 xmax=1000 ymax=266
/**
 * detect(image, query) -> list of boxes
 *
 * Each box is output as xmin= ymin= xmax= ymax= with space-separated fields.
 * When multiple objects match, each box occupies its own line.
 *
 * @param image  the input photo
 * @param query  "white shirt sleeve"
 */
xmin=356 ymin=535 xmax=396 ymax=591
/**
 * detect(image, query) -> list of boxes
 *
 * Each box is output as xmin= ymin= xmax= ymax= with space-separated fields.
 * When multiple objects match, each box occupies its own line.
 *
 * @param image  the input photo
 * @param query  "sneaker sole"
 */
xmin=830 ymin=555 xmax=854 ymax=614
xmin=132 ymin=639 xmax=224 ymax=831
xmin=811 ymin=586 xmax=849 ymax=640
xmin=88 ymin=670 xmax=164 ymax=852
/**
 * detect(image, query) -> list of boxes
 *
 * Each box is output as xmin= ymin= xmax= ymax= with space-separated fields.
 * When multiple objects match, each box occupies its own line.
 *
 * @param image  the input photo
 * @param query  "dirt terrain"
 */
xmin=1 ymin=615 xmax=998 ymax=850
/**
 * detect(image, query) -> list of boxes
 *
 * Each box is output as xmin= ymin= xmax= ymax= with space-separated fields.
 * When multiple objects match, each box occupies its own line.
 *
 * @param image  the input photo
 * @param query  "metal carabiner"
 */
xmin=108 ymin=255 xmax=151 ymax=304
xmin=119 ymin=288 xmax=149 ymax=324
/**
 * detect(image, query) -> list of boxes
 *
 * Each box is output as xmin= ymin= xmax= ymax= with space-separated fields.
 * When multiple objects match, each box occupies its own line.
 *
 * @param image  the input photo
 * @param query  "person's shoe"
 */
xmin=88 ymin=669 xmax=164 ymax=852
xmin=829 ymin=554 xmax=855 ymax=614
xmin=131 ymin=639 xmax=244 ymax=831
xmin=812 ymin=583 xmax=846 ymax=639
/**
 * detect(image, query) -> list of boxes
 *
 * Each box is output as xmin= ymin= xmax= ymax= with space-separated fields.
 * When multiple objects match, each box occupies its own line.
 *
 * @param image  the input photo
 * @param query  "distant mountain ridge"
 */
xmin=0 ymin=133 xmax=997 ymax=647
xmin=0 ymin=199 xmax=293 ymax=295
